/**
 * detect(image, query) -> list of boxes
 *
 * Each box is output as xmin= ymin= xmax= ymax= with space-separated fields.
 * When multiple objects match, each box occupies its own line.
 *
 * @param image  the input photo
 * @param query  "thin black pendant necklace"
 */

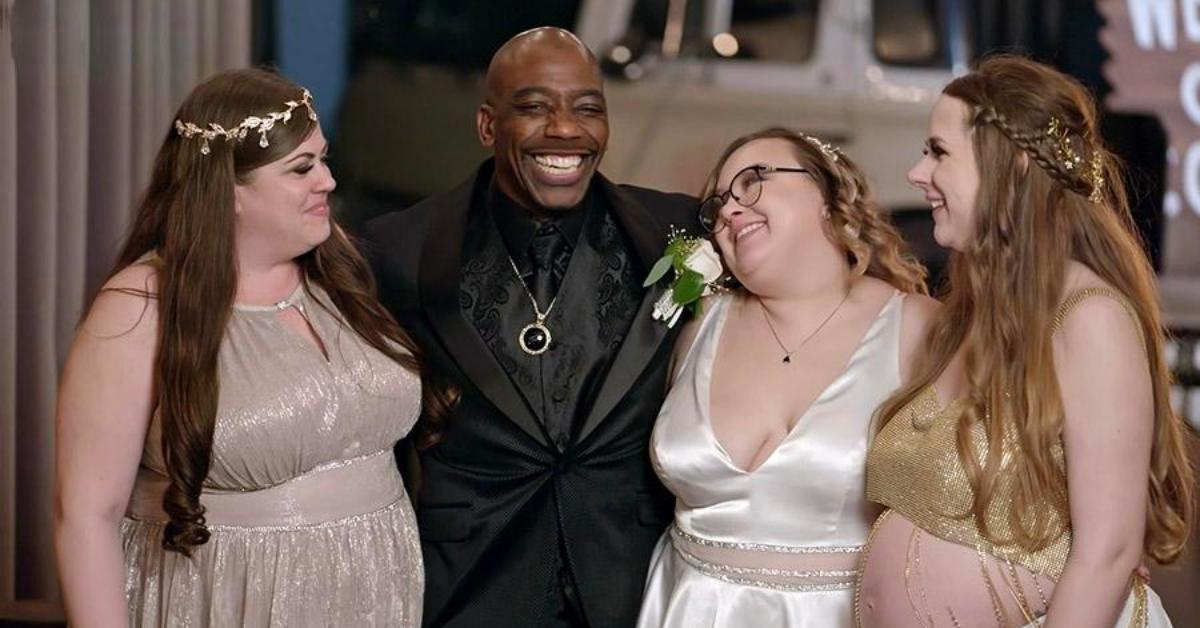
xmin=758 ymin=291 xmax=850 ymax=364
xmin=507 ymin=256 xmax=556 ymax=355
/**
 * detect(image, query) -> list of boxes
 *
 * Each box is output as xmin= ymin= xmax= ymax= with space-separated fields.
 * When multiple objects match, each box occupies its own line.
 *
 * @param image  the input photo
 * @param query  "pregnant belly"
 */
xmin=856 ymin=510 xmax=1055 ymax=628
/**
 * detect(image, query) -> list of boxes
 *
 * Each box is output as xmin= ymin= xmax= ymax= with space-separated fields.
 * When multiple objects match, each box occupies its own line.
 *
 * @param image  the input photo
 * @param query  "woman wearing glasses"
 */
xmin=635 ymin=127 xmax=935 ymax=627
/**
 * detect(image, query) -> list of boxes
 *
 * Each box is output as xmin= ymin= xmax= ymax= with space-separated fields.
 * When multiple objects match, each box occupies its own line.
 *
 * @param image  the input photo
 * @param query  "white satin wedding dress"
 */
xmin=636 ymin=291 xmax=905 ymax=628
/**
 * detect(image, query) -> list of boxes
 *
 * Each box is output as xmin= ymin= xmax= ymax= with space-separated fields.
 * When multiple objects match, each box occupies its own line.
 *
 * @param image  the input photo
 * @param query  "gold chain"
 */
xmin=506 ymin=256 xmax=558 ymax=322
xmin=854 ymin=510 xmax=891 ymax=628
xmin=975 ymin=546 xmax=1011 ymax=627
xmin=904 ymin=526 xmax=936 ymax=628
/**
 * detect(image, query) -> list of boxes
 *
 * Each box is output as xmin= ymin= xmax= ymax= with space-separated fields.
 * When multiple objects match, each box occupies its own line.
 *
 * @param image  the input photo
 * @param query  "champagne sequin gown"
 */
xmin=120 ymin=284 xmax=423 ymax=627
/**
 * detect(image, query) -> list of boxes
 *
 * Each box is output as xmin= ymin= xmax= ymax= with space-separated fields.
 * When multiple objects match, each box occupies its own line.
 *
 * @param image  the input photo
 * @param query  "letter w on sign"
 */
xmin=1100 ymin=0 xmax=1200 ymax=274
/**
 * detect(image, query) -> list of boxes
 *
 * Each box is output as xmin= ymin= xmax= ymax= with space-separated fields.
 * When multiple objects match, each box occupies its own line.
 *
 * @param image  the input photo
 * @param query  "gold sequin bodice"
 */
xmin=865 ymin=385 xmax=1071 ymax=579
xmin=865 ymin=287 xmax=1141 ymax=581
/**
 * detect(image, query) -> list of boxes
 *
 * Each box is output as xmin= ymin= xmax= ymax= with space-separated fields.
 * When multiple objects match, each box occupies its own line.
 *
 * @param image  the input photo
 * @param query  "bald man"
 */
xmin=364 ymin=27 xmax=700 ymax=628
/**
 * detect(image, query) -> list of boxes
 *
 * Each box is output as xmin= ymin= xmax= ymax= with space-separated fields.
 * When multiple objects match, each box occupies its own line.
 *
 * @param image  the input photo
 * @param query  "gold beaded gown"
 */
xmin=860 ymin=287 xmax=1172 ymax=627
xmin=120 ymin=284 xmax=423 ymax=627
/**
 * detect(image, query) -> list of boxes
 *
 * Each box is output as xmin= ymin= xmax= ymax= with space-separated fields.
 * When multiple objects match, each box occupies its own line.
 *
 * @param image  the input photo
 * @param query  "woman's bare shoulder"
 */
xmin=81 ymin=261 xmax=160 ymax=338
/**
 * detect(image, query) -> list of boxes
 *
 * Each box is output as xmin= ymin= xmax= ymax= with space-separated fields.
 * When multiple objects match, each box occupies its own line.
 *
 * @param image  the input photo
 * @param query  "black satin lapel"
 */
xmin=575 ymin=180 xmax=674 ymax=444
xmin=575 ymin=284 xmax=671 ymax=444
xmin=600 ymin=176 xmax=668 ymax=271
xmin=419 ymin=168 xmax=549 ymax=447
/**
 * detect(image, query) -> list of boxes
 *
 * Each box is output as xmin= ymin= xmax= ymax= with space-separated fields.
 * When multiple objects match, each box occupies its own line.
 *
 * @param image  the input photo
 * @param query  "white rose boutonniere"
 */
xmin=643 ymin=228 xmax=725 ymax=327
xmin=684 ymin=240 xmax=723 ymax=286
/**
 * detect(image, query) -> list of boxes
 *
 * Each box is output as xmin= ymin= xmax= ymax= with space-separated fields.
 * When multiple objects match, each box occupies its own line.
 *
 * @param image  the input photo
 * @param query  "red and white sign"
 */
xmin=1100 ymin=0 xmax=1200 ymax=273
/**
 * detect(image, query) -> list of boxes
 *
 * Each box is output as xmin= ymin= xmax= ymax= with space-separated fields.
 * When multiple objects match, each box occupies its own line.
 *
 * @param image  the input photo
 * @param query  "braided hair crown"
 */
xmin=947 ymin=56 xmax=1109 ymax=204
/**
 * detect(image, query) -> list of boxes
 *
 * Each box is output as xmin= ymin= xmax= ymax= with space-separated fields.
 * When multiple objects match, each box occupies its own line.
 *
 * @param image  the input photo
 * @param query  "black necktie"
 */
xmin=528 ymin=224 xmax=570 ymax=306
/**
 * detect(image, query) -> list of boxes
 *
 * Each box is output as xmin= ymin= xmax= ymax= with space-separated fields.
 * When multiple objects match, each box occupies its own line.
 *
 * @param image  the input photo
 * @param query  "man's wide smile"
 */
xmin=523 ymin=151 xmax=594 ymax=186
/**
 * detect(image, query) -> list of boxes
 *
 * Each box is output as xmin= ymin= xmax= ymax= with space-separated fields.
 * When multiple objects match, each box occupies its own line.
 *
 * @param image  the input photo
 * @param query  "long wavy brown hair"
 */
xmin=701 ymin=126 xmax=927 ymax=294
xmin=875 ymin=55 xmax=1194 ymax=563
xmin=102 ymin=68 xmax=449 ymax=556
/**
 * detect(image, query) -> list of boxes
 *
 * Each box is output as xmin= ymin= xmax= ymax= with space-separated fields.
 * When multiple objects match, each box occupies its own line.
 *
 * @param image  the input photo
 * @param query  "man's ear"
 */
xmin=476 ymin=104 xmax=495 ymax=148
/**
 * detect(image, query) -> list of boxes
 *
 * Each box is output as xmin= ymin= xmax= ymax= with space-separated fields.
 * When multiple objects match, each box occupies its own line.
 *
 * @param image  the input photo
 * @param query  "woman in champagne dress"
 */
xmin=55 ymin=69 xmax=432 ymax=627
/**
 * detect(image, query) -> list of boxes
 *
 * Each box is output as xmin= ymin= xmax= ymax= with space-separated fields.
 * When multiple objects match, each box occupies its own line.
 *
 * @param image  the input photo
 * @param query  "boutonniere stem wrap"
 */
xmin=643 ymin=229 xmax=724 ymax=327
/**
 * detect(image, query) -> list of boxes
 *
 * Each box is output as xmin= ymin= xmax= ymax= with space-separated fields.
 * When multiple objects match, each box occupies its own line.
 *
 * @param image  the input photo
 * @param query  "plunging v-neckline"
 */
xmin=703 ymin=290 xmax=899 ymax=475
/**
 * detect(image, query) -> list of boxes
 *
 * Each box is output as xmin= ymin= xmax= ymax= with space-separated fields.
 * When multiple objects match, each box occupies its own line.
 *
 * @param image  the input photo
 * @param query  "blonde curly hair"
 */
xmin=700 ymin=126 xmax=928 ymax=295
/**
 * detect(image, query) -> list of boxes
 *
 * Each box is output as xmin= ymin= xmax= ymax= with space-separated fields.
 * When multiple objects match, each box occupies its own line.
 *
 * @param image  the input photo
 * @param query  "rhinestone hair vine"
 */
xmin=173 ymin=88 xmax=319 ymax=156
xmin=798 ymin=132 xmax=841 ymax=163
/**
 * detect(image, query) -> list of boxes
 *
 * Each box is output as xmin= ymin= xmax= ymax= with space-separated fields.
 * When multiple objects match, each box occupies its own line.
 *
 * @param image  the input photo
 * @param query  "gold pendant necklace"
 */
xmin=507 ymin=256 xmax=556 ymax=356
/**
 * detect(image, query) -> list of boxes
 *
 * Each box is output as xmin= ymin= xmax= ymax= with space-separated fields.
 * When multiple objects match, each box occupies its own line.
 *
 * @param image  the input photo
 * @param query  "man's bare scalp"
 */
xmin=484 ymin=27 xmax=599 ymax=104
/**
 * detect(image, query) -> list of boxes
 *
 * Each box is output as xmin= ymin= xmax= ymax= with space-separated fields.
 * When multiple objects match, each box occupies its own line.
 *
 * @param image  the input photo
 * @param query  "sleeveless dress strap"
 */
xmin=1051 ymin=286 xmax=1145 ymax=351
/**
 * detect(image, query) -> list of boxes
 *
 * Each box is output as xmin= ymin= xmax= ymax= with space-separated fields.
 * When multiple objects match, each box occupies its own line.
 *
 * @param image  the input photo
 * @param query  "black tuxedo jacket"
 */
xmin=363 ymin=160 xmax=699 ymax=627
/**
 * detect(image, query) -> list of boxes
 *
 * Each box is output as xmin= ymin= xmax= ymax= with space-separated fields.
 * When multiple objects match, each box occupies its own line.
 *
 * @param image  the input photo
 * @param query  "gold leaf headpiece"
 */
xmin=174 ymin=89 xmax=319 ymax=156
xmin=1043 ymin=116 xmax=1105 ymax=203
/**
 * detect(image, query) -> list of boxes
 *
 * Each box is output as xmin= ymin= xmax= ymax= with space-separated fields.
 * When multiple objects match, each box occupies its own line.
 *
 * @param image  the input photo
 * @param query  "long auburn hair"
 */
xmin=701 ymin=126 xmax=928 ymax=295
xmin=875 ymin=55 xmax=1194 ymax=563
xmin=103 ymin=68 xmax=450 ymax=555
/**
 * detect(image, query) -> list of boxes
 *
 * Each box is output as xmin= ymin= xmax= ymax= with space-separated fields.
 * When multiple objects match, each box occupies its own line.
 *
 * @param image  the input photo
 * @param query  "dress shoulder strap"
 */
xmin=1051 ymin=286 xmax=1145 ymax=348
xmin=670 ymin=293 xmax=731 ymax=383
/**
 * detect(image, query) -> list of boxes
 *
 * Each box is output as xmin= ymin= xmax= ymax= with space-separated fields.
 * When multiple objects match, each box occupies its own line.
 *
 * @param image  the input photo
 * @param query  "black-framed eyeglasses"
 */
xmin=698 ymin=165 xmax=811 ymax=233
